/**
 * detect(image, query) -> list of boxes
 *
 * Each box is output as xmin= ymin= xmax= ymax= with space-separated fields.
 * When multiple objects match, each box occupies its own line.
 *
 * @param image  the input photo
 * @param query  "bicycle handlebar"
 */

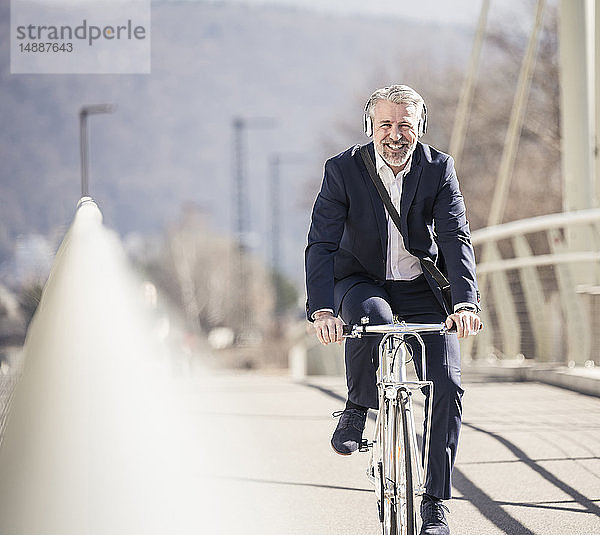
xmin=343 ymin=320 xmax=483 ymax=338
xmin=342 ymin=322 xmax=448 ymax=338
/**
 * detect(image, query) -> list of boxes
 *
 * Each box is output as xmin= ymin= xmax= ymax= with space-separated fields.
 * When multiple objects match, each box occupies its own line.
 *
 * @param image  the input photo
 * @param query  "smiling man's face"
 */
xmin=372 ymin=99 xmax=420 ymax=173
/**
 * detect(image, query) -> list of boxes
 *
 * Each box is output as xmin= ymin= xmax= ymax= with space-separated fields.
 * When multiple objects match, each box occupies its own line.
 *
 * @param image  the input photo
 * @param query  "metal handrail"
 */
xmin=472 ymin=208 xmax=600 ymax=245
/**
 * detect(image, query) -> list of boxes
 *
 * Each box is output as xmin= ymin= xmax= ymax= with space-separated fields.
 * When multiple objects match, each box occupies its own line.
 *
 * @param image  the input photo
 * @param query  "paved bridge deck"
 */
xmin=194 ymin=369 xmax=600 ymax=534
xmin=0 ymin=352 xmax=598 ymax=534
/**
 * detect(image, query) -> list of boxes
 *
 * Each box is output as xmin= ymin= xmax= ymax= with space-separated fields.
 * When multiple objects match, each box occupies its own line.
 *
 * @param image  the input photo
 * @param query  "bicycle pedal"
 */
xmin=359 ymin=439 xmax=372 ymax=452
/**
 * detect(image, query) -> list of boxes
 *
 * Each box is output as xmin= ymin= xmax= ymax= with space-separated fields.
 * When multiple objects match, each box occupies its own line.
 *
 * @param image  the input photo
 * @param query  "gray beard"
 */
xmin=377 ymin=142 xmax=415 ymax=169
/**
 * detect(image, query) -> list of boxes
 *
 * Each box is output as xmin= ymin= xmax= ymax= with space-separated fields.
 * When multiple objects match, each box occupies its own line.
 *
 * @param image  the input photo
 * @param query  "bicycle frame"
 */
xmin=346 ymin=320 xmax=448 ymax=535
xmin=377 ymin=329 xmax=434 ymax=494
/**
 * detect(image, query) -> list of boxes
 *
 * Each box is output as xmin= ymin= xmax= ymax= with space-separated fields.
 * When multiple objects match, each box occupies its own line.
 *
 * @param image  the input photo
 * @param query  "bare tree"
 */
xmin=144 ymin=203 xmax=276 ymax=341
xmin=306 ymin=2 xmax=561 ymax=236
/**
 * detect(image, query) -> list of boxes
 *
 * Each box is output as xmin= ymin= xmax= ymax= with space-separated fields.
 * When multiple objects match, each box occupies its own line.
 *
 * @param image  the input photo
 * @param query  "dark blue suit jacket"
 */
xmin=305 ymin=142 xmax=479 ymax=319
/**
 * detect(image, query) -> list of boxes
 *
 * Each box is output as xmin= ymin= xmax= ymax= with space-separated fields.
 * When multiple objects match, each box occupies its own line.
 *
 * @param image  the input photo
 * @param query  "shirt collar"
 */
xmin=374 ymin=146 xmax=412 ymax=183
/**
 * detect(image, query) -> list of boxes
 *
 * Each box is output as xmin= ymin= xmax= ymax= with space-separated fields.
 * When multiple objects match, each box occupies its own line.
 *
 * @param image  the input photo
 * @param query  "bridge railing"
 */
xmin=468 ymin=209 xmax=600 ymax=365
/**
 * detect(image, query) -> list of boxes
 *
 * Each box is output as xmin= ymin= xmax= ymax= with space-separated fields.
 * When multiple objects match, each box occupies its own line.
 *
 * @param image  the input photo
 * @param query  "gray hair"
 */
xmin=365 ymin=84 xmax=426 ymax=122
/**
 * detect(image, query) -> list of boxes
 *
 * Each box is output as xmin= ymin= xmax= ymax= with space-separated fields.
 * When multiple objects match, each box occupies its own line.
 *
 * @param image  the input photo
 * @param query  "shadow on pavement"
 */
xmin=463 ymin=422 xmax=600 ymax=517
xmin=204 ymin=474 xmax=372 ymax=493
xmin=303 ymin=382 xmax=539 ymax=535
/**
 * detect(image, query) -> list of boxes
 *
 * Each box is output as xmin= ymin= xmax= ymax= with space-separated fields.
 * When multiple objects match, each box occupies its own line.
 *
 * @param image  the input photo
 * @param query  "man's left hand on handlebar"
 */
xmin=445 ymin=309 xmax=480 ymax=338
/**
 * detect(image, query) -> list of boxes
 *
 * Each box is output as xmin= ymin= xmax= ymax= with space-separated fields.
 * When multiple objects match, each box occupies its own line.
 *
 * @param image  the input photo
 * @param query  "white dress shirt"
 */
xmin=373 ymin=149 xmax=423 ymax=281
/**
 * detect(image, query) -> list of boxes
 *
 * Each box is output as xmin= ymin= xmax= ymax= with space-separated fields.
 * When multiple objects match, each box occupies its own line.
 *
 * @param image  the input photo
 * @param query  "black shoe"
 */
xmin=420 ymin=495 xmax=450 ymax=535
xmin=330 ymin=408 xmax=367 ymax=455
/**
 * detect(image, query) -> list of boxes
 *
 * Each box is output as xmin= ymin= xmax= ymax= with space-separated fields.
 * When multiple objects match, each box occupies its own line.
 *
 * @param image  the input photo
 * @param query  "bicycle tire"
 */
xmin=380 ymin=399 xmax=398 ymax=535
xmin=399 ymin=394 xmax=417 ymax=535
xmin=378 ymin=394 xmax=418 ymax=535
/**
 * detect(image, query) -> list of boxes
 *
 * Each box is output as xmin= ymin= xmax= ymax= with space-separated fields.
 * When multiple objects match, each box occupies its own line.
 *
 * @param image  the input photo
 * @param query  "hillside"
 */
xmin=0 ymin=0 xmax=472 ymax=286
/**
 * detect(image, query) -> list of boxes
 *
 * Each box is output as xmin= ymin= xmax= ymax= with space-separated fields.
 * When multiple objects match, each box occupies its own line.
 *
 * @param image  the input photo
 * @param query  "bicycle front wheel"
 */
xmin=378 ymin=392 xmax=418 ymax=535
xmin=397 ymin=393 xmax=417 ymax=535
xmin=380 ymin=398 xmax=398 ymax=535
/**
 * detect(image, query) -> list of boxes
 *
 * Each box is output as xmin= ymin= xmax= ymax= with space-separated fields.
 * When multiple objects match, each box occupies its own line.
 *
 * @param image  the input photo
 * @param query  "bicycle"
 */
xmin=343 ymin=318 xmax=456 ymax=535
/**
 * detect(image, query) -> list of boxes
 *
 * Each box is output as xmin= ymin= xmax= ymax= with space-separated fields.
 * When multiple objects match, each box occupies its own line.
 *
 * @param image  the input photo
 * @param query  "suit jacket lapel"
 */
xmin=359 ymin=143 xmax=388 ymax=258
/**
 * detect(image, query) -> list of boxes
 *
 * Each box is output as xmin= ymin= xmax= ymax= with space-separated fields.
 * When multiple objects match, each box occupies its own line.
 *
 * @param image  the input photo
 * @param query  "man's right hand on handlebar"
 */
xmin=313 ymin=310 xmax=345 ymax=345
xmin=445 ymin=309 xmax=481 ymax=339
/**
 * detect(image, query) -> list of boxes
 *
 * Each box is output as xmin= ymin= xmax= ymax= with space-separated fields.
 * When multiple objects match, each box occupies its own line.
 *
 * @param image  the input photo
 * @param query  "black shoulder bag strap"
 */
xmin=358 ymin=144 xmax=452 ymax=310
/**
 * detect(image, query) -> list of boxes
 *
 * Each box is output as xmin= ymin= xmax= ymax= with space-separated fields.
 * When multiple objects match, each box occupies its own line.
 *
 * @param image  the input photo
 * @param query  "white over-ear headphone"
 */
xmin=363 ymin=105 xmax=375 ymax=137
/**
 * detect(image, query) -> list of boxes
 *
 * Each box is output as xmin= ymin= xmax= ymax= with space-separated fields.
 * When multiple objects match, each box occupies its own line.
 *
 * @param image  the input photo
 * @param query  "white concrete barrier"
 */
xmin=0 ymin=199 xmax=201 ymax=534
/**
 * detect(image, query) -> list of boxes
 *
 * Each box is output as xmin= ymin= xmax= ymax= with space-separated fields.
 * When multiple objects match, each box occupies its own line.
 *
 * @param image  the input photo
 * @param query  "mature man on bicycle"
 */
xmin=305 ymin=85 xmax=480 ymax=535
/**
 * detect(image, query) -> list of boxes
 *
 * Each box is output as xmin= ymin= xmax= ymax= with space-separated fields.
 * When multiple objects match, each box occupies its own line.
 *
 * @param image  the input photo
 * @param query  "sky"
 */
xmin=159 ymin=0 xmax=486 ymax=27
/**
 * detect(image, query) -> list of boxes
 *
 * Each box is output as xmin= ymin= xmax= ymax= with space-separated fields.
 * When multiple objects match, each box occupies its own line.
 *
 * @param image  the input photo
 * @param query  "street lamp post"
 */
xmin=270 ymin=154 xmax=282 ymax=321
xmin=269 ymin=153 xmax=304 ymax=322
xmin=231 ymin=116 xmax=276 ymax=342
xmin=79 ymin=104 xmax=114 ymax=198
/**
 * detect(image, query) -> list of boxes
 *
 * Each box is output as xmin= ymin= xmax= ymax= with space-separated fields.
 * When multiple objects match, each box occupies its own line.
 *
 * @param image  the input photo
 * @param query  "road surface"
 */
xmin=188 ymin=367 xmax=600 ymax=534
xmin=0 ymin=354 xmax=598 ymax=534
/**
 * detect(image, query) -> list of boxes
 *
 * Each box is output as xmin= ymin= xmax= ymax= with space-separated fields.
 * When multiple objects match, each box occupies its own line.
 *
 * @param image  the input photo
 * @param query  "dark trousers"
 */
xmin=339 ymin=275 xmax=463 ymax=500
